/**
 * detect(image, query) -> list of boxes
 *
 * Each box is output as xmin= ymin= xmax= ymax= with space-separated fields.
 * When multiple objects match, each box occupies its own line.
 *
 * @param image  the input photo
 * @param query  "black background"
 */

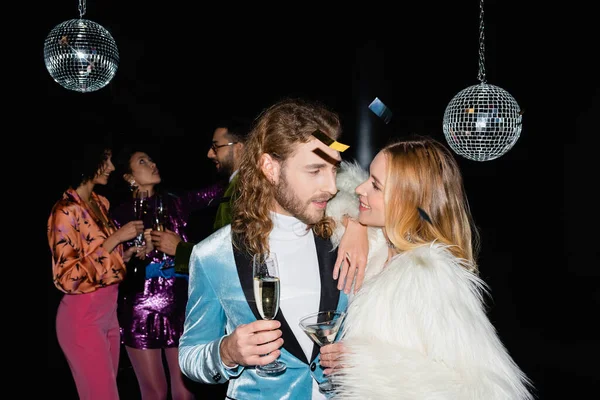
xmin=39 ymin=1 xmax=598 ymax=398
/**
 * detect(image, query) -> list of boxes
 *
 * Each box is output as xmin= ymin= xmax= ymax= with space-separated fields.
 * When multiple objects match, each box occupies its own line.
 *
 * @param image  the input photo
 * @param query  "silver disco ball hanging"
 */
xmin=442 ymin=83 xmax=522 ymax=162
xmin=43 ymin=18 xmax=119 ymax=93
xmin=443 ymin=0 xmax=523 ymax=162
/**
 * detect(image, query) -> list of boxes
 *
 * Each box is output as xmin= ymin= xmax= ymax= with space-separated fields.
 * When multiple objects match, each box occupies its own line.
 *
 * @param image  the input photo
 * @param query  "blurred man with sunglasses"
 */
xmin=160 ymin=117 xmax=253 ymax=274
xmin=207 ymin=118 xmax=252 ymax=230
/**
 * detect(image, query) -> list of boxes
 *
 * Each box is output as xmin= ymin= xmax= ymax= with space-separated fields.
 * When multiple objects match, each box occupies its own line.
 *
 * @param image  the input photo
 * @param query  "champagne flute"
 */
xmin=298 ymin=310 xmax=346 ymax=394
xmin=153 ymin=194 xmax=168 ymax=263
xmin=252 ymin=252 xmax=287 ymax=376
xmin=133 ymin=190 xmax=149 ymax=247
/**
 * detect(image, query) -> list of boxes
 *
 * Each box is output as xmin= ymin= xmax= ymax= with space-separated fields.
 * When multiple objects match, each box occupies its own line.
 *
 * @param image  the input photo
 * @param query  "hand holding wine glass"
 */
xmin=219 ymin=319 xmax=282 ymax=366
xmin=319 ymin=341 xmax=346 ymax=376
xmin=150 ymin=229 xmax=182 ymax=256
xmin=102 ymin=220 xmax=144 ymax=254
xmin=252 ymin=252 xmax=287 ymax=376
xmin=299 ymin=310 xmax=346 ymax=393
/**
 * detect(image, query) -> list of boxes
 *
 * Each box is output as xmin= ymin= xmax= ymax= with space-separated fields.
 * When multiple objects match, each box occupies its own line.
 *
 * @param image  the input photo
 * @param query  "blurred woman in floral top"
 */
xmin=47 ymin=139 xmax=147 ymax=400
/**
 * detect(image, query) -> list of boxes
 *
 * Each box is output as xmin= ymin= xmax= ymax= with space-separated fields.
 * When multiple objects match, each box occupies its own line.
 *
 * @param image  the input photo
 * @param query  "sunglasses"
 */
xmin=211 ymin=142 xmax=238 ymax=153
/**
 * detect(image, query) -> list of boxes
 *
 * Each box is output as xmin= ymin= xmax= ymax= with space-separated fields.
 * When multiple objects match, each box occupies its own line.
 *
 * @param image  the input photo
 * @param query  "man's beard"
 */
xmin=274 ymin=173 xmax=330 ymax=225
xmin=216 ymin=151 xmax=235 ymax=179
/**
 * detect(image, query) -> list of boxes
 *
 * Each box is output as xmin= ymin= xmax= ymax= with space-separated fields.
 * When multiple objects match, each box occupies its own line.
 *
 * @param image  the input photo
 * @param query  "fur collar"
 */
xmin=332 ymin=243 xmax=534 ymax=400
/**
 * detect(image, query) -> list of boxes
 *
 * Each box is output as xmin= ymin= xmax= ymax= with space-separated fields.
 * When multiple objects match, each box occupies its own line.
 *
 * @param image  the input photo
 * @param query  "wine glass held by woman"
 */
xmin=299 ymin=310 xmax=345 ymax=393
xmin=132 ymin=189 xmax=149 ymax=247
xmin=151 ymin=193 xmax=170 ymax=264
xmin=47 ymin=140 xmax=145 ymax=400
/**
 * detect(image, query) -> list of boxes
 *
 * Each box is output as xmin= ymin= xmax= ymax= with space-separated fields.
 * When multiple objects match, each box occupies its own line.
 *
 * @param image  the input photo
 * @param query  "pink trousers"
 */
xmin=56 ymin=284 xmax=120 ymax=400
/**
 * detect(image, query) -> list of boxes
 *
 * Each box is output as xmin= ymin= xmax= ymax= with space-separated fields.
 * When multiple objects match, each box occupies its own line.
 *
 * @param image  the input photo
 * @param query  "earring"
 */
xmin=129 ymin=179 xmax=137 ymax=192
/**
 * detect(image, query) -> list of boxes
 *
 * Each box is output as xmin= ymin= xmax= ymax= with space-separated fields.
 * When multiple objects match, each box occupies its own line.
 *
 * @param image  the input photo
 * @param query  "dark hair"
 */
xmin=216 ymin=117 xmax=253 ymax=144
xmin=112 ymin=142 xmax=161 ymax=195
xmin=114 ymin=144 xmax=156 ymax=177
xmin=68 ymin=136 xmax=113 ymax=189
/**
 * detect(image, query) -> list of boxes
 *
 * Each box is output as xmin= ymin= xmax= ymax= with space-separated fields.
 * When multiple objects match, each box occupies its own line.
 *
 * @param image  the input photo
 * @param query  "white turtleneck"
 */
xmin=269 ymin=212 xmax=324 ymax=400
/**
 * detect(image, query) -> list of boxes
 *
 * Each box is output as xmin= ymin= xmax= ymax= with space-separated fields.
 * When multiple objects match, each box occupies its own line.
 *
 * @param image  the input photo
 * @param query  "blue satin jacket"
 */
xmin=179 ymin=225 xmax=348 ymax=399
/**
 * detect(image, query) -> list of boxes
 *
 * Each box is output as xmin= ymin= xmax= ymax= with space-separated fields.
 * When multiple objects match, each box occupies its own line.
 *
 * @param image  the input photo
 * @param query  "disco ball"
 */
xmin=43 ymin=19 xmax=119 ymax=93
xmin=443 ymin=83 xmax=522 ymax=162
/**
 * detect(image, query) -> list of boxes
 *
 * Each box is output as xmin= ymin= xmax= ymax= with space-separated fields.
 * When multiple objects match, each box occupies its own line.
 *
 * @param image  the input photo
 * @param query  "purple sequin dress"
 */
xmin=111 ymin=184 xmax=223 ymax=349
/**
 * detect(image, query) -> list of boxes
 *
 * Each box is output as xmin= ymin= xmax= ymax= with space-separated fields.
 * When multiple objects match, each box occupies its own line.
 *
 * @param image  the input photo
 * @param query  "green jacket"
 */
xmin=213 ymin=174 xmax=238 ymax=231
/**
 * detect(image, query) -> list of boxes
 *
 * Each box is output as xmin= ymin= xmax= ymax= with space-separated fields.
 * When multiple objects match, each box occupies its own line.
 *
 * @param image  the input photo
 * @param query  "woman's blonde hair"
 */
xmin=383 ymin=137 xmax=480 ymax=273
xmin=231 ymin=98 xmax=341 ymax=256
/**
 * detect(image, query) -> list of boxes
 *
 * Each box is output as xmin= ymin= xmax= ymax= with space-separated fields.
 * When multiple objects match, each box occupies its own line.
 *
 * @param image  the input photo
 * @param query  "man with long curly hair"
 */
xmin=178 ymin=98 xmax=356 ymax=399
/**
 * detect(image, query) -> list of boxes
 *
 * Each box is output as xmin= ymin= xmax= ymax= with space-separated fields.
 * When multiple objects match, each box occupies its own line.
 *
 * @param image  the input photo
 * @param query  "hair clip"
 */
xmin=312 ymin=130 xmax=349 ymax=152
xmin=417 ymin=207 xmax=432 ymax=224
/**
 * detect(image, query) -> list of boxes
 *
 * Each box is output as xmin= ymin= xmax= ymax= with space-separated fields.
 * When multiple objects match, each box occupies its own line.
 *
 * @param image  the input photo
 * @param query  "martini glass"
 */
xmin=298 ymin=310 xmax=346 ymax=393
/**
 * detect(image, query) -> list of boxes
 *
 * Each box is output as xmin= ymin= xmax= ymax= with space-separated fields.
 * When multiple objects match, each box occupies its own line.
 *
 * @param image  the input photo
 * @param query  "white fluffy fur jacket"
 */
xmin=325 ymin=161 xmax=533 ymax=400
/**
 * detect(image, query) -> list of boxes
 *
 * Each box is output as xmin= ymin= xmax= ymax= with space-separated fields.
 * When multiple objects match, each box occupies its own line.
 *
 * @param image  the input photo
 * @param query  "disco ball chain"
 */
xmin=78 ymin=0 xmax=87 ymax=18
xmin=477 ymin=0 xmax=486 ymax=84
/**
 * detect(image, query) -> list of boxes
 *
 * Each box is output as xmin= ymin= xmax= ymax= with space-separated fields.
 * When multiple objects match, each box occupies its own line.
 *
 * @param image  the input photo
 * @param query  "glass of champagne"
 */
xmin=133 ymin=190 xmax=148 ymax=247
xmin=153 ymin=194 xmax=166 ymax=232
xmin=153 ymin=194 xmax=168 ymax=263
xmin=252 ymin=252 xmax=287 ymax=376
xmin=298 ymin=310 xmax=346 ymax=394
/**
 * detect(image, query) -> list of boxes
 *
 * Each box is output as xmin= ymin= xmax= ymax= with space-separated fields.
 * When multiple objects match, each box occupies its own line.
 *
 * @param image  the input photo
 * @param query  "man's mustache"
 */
xmin=311 ymin=196 xmax=333 ymax=203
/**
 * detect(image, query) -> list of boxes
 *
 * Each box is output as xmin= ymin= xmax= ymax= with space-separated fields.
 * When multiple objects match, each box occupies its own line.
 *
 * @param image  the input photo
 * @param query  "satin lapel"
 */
xmin=234 ymin=248 xmax=261 ymax=322
xmin=233 ymin=246 xmax=308 ymax=364
xmin=311 ymin=234 xmax=340 ymax=361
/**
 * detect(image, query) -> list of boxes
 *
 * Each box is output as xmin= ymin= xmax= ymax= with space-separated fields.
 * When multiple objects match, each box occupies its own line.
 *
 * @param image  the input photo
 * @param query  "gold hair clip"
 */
xmin=312 ymin=130 xmax=349 ymax=152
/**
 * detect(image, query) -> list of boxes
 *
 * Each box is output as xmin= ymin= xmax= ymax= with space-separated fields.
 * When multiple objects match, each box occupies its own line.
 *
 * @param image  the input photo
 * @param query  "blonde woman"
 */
xmin=321 ymin=137 xmax=534 ymax=400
